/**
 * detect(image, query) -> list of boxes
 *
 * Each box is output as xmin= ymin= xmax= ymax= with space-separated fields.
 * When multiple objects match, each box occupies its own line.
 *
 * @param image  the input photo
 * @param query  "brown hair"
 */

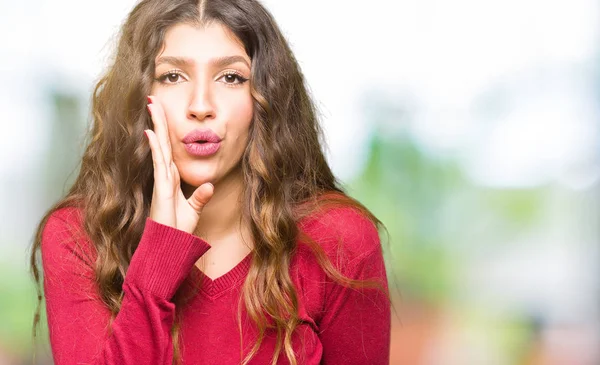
xmin=30 ymin=1 xmax=387 ymax=364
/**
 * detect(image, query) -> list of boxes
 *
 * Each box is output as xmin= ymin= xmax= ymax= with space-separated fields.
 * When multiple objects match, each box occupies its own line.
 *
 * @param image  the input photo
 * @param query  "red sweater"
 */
xmin=41 ymin=205 xmax=390 ymax=364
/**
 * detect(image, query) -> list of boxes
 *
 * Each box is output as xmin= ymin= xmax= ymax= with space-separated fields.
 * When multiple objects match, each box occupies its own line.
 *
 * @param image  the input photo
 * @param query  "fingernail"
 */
xmin=144 ymin=130 xmax=149 ymax=139
xmin=147 ymin=104 xmax=152 ymax=116
xmin=147 ymin=96 xmax=152 ymax=104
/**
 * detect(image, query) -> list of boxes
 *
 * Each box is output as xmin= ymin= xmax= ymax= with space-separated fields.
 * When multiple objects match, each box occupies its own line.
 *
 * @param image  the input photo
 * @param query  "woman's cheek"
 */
xmin=161 ymin=92 xmax=186 ymax=120
xmin=234 ymin=95 xmax=254 ymax=125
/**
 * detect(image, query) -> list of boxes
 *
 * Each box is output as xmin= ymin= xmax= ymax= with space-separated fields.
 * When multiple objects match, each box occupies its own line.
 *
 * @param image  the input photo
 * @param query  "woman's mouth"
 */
xmin=184 ymin=141 xmax=221 ymax=156
xmin=182 ymin=128 xmax=222 ymax=156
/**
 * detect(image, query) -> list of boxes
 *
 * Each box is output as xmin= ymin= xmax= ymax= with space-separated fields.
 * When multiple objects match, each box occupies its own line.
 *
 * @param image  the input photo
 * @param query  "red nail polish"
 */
xmin=147 ymin=96 xmax=152 ymax=104
xmin=147 ymin=104 xmax=152 ymax=116
xmin=144 ymin=130 xmax=148 ymax=139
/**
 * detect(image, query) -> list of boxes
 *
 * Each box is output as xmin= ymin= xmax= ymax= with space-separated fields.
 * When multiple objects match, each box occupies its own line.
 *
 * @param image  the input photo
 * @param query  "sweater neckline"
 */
xmin=187 ymin=252 xmax=253 ymax=298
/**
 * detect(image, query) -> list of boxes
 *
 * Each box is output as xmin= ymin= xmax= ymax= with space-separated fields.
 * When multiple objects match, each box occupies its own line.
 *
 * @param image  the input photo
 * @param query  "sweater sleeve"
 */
xmin=315 ymin=212 xmax=391 ymax=365
xmin=41 ymin=209 xmax=210 ymax=365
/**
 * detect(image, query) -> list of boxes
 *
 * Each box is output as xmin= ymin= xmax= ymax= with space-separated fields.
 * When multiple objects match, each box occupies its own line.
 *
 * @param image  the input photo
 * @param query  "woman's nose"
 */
xmin=187 ymin=84 xmax=215 ymax=121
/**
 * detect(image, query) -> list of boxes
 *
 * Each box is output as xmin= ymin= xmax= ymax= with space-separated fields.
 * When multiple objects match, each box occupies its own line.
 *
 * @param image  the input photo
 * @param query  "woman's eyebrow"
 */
xmin=155 ymin=55 xmax=250 ymax=69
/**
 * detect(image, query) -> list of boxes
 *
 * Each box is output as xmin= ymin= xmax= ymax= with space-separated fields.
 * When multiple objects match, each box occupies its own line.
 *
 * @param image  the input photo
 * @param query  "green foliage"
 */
xmin=0 ymin=263 xmax=49 ymax=360
xmin=348 ymin=130 xmax=545 ymax=304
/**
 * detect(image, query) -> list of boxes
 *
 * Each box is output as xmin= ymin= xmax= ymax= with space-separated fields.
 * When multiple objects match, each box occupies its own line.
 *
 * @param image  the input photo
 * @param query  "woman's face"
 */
xmin=150 ymin=22 xmax=253 ymax=192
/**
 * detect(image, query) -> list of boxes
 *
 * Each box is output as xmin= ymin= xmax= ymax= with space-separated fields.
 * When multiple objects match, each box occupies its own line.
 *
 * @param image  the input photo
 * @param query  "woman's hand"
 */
xmin=144 ymin=95 xmax=214 ymax=234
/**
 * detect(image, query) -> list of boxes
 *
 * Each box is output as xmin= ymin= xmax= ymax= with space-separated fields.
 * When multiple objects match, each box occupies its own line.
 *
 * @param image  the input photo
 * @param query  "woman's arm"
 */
xmin=41 ymin=208 xmax=210 ymax=365
xmin=315 ymin=211 xmax=391 ymax=365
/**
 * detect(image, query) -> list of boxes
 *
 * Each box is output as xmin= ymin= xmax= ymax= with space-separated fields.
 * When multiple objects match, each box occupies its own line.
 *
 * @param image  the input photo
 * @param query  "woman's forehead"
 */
xmin=157 ymin=23 xmax=250 ymax=67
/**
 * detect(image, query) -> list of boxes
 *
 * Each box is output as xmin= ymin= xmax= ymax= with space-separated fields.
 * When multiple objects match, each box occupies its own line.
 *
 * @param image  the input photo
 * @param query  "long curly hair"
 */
xmin=29 ymin=0 xmax=386 ymax=364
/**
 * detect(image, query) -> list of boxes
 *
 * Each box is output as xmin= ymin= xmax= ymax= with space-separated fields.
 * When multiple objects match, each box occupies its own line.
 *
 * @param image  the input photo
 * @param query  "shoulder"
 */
xmin=292 ymin=205 xmax=388 ymax=322
xmin=42 ymin=206 xmax=85 ymax=243
xmin=45 ymin=205 xmax=83 ymax=226
xmin=41 ymin=206 xmax=95 ymax=268
xmin=297 ymin=205 xmax=381 ymax=264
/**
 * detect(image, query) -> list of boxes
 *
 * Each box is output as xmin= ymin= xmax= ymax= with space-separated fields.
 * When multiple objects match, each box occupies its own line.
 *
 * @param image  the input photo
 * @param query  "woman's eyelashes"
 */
xmin=154 ymin=69 xmax=249 ymax=87
xmin=155 ymin=69 xmax=186 ymax=84
xmin=218 ymin=71 xmax=249 ymax=86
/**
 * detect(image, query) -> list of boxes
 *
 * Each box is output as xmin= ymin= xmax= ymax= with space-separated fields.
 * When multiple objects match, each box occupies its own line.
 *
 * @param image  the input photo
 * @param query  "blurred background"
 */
xmin=1 ymin=0 xmax=599 ymax=364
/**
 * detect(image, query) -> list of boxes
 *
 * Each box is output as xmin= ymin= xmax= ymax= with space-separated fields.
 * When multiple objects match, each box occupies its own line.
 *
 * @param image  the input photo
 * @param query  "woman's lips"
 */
xmin=182 ymin=128 xmax=222 ymax=156
xmin=182 ymin=128 xmax=222 ymax=144
xmin=184 ymin=141 xmax=221 ymax=156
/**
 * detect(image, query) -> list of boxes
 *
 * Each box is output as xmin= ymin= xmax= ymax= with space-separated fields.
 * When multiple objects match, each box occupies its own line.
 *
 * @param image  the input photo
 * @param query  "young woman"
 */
xmin=30 ymin=0 xmax=391 ymax=364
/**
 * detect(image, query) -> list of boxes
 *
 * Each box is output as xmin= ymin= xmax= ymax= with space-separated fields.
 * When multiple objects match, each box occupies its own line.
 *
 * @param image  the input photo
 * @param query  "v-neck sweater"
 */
xmin=41 ymin=205 xmax=390 ymax=364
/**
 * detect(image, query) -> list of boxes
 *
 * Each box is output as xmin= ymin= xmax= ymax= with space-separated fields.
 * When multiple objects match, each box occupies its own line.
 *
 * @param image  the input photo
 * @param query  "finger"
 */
xmin=145 ymin=129 xmax=168 ymax=181
xmin=187 ymin=182 xmax=214 ymax=214
xmin=147 ymin=96 xmax=172 ymax=167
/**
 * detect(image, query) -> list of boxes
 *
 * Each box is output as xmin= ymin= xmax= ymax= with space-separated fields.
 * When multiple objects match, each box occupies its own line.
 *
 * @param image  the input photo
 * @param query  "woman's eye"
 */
xmin=156 ymin=71 xmax=185 ymax=84
xmin=165 ymin=73 xmax=181 ymax=83
xmin=219 ymin=73 xmax=248 ymax=86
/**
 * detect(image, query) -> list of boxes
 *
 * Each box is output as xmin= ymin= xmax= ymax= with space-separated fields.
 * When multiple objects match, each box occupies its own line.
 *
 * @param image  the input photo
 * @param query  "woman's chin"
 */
xmin=178 ymin=163 xmax=218 ymax=185
xmin=178 ymin=162 xmax=242 ymax=195
xmin=180 ymin=175 xmax=215 ymax=189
